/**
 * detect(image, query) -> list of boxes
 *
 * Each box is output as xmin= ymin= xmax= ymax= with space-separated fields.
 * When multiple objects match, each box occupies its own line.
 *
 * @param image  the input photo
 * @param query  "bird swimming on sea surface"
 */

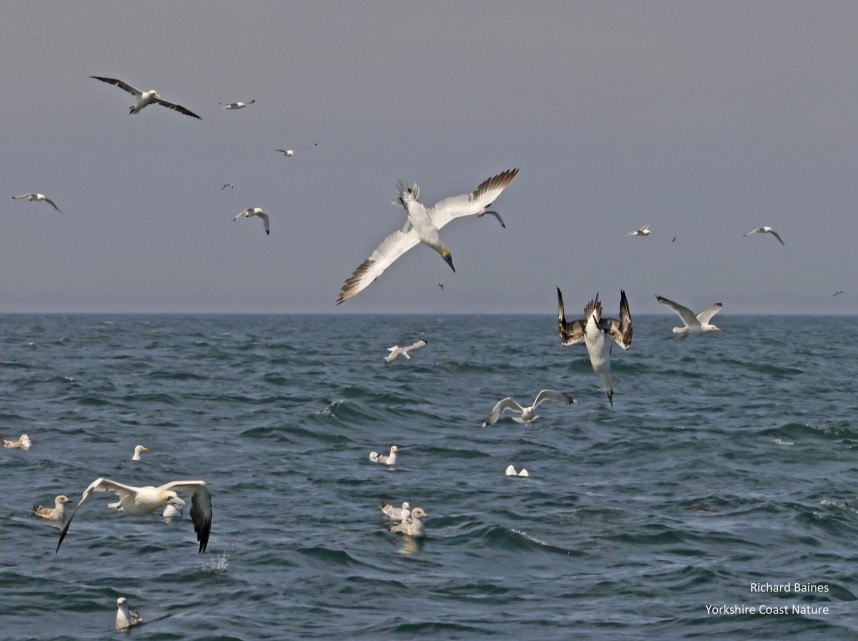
xmin=389 ymin=507 xmax=428 ymax=537
xmin=655 ymin=295 xmax=723 ymax=338
xmin=233 ymin=207 xmax=270 ymax=235
xmin=219 ymin=99 xmax=255 ymax=110
xmin=337 ymin=169 xmax=519 ymax=304
xmin=115 ymin=597 xmax=143 ymax=630
xmin=12 ymin=193 xmax=63 ymax=214
xmin=33 ymin=495 xmax=70 ymax=521
xmin=626 ymin=223 xmax=652 ymax=237
xmin=131 ymin=445 xmax=149 ymax=461
xmin=369 ymin=445 xmax=399 ymax=465
xmin=56 ymin=477 xmax=212 ymax=553
xmin=383 ymin=339 xmax=427 ymax=363
xmin=90 ymin=76 xmax=201 ymax=119
xmin=557 ymin=288 xmax=633 ymax=407
xmin=3 ymin=434 xmax=31 ymax=450
xmin=743 ymin=226 xmax=785 ymax=245
xmin=380 ymin=501 xmax=411 ymax=520
xmin=482 ymin=390 xmax=575 ymax=426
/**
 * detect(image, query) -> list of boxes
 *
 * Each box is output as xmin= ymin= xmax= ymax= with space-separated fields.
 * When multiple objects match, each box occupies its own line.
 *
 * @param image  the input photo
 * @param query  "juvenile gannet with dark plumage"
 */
xmin=482 ymin=390 xmax=575 ymax=426
xmin=115 ymin=597 xmax=143 ymax=630
xmin=337 ymin=169 xmax=519 ymax=304
xmin=33 ymin=495 xmax=70 ymax=521
xmin=56 ymin=477 xmax=212 ymax=553
xmin=90 ymin=76 xmax=201 ymax=119
xmin=655 ymin=295 xmax=723 ymax=338
xmin=557 ymin=288 xmax=633 ymax=407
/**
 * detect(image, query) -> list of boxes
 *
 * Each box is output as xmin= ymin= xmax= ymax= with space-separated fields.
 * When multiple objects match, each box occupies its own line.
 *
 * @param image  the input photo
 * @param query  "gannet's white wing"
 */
xmin=556 ymin=287 xmax=586 ymax=346
xmin=655 ymin=295 xmax=698 ymax=328
xmin=337 ymin=224 xmax=421 ymax=304
xmin=153 ymin=97 xmax=201 ymax=120
xmin=482 ymin=397 xmax=525 ymax=426
xmin=57 ymin=477 xmax=138 ymax=552
xmin=90 ymin=76 xmax=143 ymax=97
xmin=428 ymin=169 xmax=519 ymax=228
xmin=532 ymin=389 xmax=575 ymax=408
xmin=600 ymin=290 xmax=633 ymax=350
xmin=159 ymin=481 xmax=211 ymax=553
xmin=696 ymin=302 xmax=723 ymax=325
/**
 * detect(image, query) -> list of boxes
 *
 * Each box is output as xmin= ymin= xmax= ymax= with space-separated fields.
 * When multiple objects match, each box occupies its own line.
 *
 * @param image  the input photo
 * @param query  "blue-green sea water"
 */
xmin=2 ymin=313 xmax=857 ymax=640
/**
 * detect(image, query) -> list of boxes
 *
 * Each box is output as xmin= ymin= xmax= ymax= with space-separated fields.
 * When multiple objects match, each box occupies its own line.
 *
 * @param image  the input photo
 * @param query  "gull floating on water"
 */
xmin=3 ymin=434 xmax=31 ymax=450
xmin=115 ymin=597 xmax=143 ymax=630
xmin=380 ymin=501 xmax=411 ymax=520
xmin=219 ymin=99 xmax=255 ymax=110
xmin=626 ymin=223 xmax=652 ymax=237
xmin=33 ymin=495 xmax=70 ymax=521
xmin=384 ymin=339 xmax=427 ymax=363
xmin=12 ymin=193 xmax=63 ymax=214
xmin=656 ymin=295 xmax=722 ymax=338
xmin=557 ymin=288 xmax=633 ymax=407
xmin=482 ymin=390 xmax=575 ymax=426
xmin=743 ymin=226 xmax=785 ymax=245
xmin=90 ymin=75 xmax=201 ymax=119
xmin=233 ymin=207 xmax=270 ymax=235
xmin=57 ymin=477 xmax=212 ymax=553
xmin=337 ymin=169 xmax=519 ymax=304
xmin=505 ymin=465 xmax=529 ymax=477
xmin=131 ymin=445 xmax=149 ymax=461
xmin=389 ymin=507 xmax=428 ymax=537
xmin=369 ymin=445 xmax=398 ymax=465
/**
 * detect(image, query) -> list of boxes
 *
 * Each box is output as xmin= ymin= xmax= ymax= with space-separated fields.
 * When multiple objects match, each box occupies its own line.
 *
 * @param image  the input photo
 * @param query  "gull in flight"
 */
xmin=626 ymin=223 xmax=652 ymax=237
xmin=337 ymin=169 xmax=519 ymax=304
xmin=90 ymin=76 xmax=201 ymax=119
xmin=656 ymin=295 xmax=723 ymax=338
xmin=57 ymin=477 xmax=212 ymax=553
xmin=33 ymin=495 xmax=70 ymax=521
xmin=3 ymin=434 xmax=31 ymax=450
xmin=833 ymin=290 xmax=845 ymax=297
xmin=131 ymin=445 xmax=149 ymax=461
xmin=219 ymin=99 xmax=255 ymax=110
xmin=383 ymin=339 xmax=427 ymax=363
xmin=482 ymin=390 xmax=575 ymax=426
xmin=115 ymin=597 xmax=143 ymax=630
xmin=233 ymin=207 xmax=270 ymax=235
xmin=221 ymin=183 xmax=234 ymax=191
xmin=369 ymin=445 xmax=399 ymax=465
xmin=12 ymin=193 xmax=63 ymax=214
xmin=505 ymin=465 xmax=529 ymax=477
xmin=275 ymin=148 xmax=294 ymax=157
xmin=743 ymin=226 xmax=785 ymax=245
xmin=380 ymin=501 xmax=411 ymax=520
xmin=389 ymin=507 xmax=428 ymax=537
xmin=557 ymin=288 xmax=633 ymax=407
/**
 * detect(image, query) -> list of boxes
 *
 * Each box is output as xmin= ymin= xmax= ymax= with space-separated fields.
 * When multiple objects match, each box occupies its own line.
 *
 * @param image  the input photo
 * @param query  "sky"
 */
xmin=2 ymin=1 xmax=856 ymax=314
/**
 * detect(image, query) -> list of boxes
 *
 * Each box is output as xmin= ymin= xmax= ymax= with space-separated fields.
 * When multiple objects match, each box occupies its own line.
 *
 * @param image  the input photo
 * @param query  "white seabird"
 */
xmin=12 ymin=193 xmax=63 ymax=214
xmin=57 ymin=477 xmax=212 ymax=553
xmin=233 ymin=207 xmax=270 ymax=235
xmin=389 ymin=507 xmax=428 ymax=537
xmin=626 ymin=223 xmax=652 ymax=237
xmin=3 ymin=434 xmax=31 ymax=450
xmin=275 ymin=148 xmax=295 ymax=157
xmin=505 ymin=465 xmax=529 ymax=477
xmin=656 ymin=295 xmax=723 ymax=338
xmin=743 ymin=226 xmax=785 ymax=246
xmin=33 ymin=495 xmax=70 ymax=521
xmin=482 ymin=390 xmax=575 ymax=426
xmin=115 ymin=597 xmax=143 ymax=630
xmin=369 ymin=445 xmax=398 ymax=465
xmin=90 ymin=75 xmax=201 ymax=119
xmin=219 ymin=99 xmax=255 ymax=110
xmin=337 ymin=169 xmax=519 ymax=304
xmin=380 ymin=501 xmax=411 ymax=520
xmin=557 ymin=288 xmax=633 ymax=407
xmin=131 ymin=445 xmax=149 ymax=461
xmin=383 ymin=339 xmax=427 ymax=363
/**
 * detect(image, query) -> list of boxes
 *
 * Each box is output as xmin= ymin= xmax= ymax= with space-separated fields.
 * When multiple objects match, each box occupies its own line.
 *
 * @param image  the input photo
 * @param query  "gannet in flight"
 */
xmin=389 ymin=507 xmax=428 ymax=537
xmin=383 ymin=339 xmax=427 ymax=363
xmin=3 ymin=434 xmax=31 ymax=450
xmin=557 ymin=288 xmax=633 ymax=407
xmin=115 ymin=597 xmax=143 ymax=630
xmin=219 ymin=99 xmax=255 ymax=110
xmin=743 ymin=226 xmax=785 ymax=245
xmin=233 ymin=207 xmax=270 ymax=235
xmin=380 ymin=501 xmax=411 ymax=520
xmin=33 ymin=495 xmax=70 ymax=521
xmin=505 ymin=465 xmax=529 ymax=477
xmin=655 ymin=295 xmax=723 ymax=338
xmin=369 ymin=445 xmax=398 ymax=465
xmin=131 ymin=445 xmax=149 ymax=461
xmin=57 ymin=477 xmax=212 ymax=553
xmin=12 ymin=193 xmax=63 ymax=214
xmin=337 ymin=169 xmax=519 ymax=304
xmin=90 ymin=76 xmax=201 ymax=119
xmin=626 ymin=223 xmax=652 ymax=237
xmin=482 ymin=390 xmax=575 ymax=426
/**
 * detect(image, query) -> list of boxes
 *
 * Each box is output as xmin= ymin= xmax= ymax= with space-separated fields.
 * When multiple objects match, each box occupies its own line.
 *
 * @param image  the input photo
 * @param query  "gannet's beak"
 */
xmin=441 ymin=247 xmax=455 ymax=273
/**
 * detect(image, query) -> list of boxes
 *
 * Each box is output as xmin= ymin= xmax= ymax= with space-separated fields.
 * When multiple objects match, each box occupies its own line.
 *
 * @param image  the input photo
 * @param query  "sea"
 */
xmin=2 ymin=313 xmax=857 ymax=640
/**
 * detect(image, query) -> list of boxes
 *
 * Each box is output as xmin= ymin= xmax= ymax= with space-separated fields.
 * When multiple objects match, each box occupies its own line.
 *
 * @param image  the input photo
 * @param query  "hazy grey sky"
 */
xmin=2 ymin=2 xmax=856 ymax=314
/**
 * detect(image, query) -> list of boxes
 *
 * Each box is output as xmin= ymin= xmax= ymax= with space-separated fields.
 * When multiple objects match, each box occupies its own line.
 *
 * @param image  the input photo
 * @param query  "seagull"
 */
xmin=303 ymin=143 xmax=319 ymax=150
xmin=383 ymin=339 xmax=427 ymax=363
xmin=337 ymin=169 xmax=519 ymax=304
xmin=482 ymin=390 xmax=575 ymax=426
xmin=743 ymin=226 xmax=785 ymax=245
xmin=3 ymin=434 xmax=31 ymax=450
xmin=233 ymin=207 xmax=270 ymax=235
xmin=115 ymin=597 xmax=143 ymax=630
xmin=380 ymin=501 xmax=411 ymax=520
xmin=833 ymin=290 xmax=845 ymax=297
xmin=438 ymin=282 xmax=444 ymax=291
xmin=219 ymin=99 xmax=255 ymax=110
xmin=672 ymin=236 xmax=677 ymax=243
xmin=505 ymin=465 xmax=529 ymax=477
xmin=369 ymin=445 xmax=398 ymax=465
xmin=56 ymin=477 xmax=212 ymax=553
xmin=12 ymin=193 xmax=63 ymax=214
xmin=221 ymin=183 xmax=234 ymax=191
xmin=389 ymin=507 xmax=428 ymax=537
xmin=626 ymin=223 xmax=652 ymax=237
xmin=33 ymin=495 xmax=70 ymax=521
xmin=656 ymin=295 xmax=723 ymax=338
xmin=89 ymin=76 xmax=201 ymax=119
xmin=275 ymin=148 xmax=294 ymax=157
xmin=557 ymin=288 xmax=633 ymax=407
xmin=131 ymin=445 xmax=149 ymax=461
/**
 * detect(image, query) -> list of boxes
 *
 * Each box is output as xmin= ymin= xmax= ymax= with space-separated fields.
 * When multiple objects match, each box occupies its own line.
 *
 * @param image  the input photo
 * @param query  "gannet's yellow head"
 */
xmin=160 ymin=490 xmax=185 ymax=508
xmin=440 ymin=246 xmax=455 ymax=272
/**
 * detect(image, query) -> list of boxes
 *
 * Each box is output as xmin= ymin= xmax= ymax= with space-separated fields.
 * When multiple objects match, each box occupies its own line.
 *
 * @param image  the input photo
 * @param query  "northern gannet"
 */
xmin=380 ymin=501 xmax=411 ymax=520
xmin=131 ymin=445 xmax=149 ymax=461
xmin=12 ymin=193 xmax=63 ymax=214
xmin=115 ymin=597 xmax=143 ymax=630
xmin=219 ymin=99 xmax=255 ymax=110
xmin=90 ymin=76 xmax=201 ymax=119
xmin=3 ymin=434 xmax=31 ymax=450
xmin=743 ymin=226 xmax=785 ymax=245
xmin=557 ymin=288 xmax=633 ymax=407
xmin=626 ymin=223 xmax=652 ymax=237
xmin=482 ymin=390 xmax=575 ymax=426
xmin=369 ymin=445 xmax=398 ymax=465
xmin=33 ymin=495 xmax=70 ymax=521
xmin=383 ymin=339 xmax=427 ymax=363
xmin=337 ymin=169 xmax=519 ymax=304
xmin=233 ymin=207 xmax=270 ymax=235
xmin=389 ymin=507 xmax=428 ymax=537
xmin=655 ymin=295 xmax=723 ymax=338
